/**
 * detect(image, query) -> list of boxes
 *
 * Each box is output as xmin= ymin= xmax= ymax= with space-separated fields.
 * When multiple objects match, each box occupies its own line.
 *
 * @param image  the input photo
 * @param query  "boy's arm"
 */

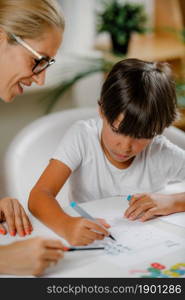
xmin=28 ymin=159 xmax=72 ymax=238
xmin=28 ymin=159 xmax=109 ymax=245
xmin=124 ymin=192 xmax=185 ymax=222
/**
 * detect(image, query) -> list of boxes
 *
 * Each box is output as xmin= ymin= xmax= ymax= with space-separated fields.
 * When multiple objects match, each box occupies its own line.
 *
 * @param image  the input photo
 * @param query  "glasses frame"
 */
xmin=10 ymin=33 xmax=55 ymax=74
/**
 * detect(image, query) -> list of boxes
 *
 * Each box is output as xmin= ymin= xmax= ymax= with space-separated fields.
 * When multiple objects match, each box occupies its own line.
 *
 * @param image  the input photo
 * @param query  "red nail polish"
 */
xmin=10 ymin=231 xmax=15 ymax=236
xmin=63 ymin=246 xmax=69 ymax=251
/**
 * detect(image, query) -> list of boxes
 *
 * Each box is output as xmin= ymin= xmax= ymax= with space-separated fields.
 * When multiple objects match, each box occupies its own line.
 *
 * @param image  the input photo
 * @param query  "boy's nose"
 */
xmin=118 ymin=136 xmax=133 ymax=152
xmin=32 ymin=70 xmax=46 ymax=86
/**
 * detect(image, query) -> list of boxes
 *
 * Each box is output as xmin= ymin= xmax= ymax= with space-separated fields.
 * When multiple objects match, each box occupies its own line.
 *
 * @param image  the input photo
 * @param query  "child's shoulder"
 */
xmin=70 ymin=117 xmax=100 ymax=136
xmin=150 ymin=135 xmax=184 ymax=156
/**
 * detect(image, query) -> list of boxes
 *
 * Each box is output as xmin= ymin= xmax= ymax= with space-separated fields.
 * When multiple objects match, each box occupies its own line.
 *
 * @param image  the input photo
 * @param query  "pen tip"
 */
xmin=109 ymin=234 xmax=116 ymax=241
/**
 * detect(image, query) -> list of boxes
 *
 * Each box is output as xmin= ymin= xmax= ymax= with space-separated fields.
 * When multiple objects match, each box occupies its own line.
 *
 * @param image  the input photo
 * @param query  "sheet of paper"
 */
xmin=159 ymin=212 xmax=185 ymax=228
xmin=48 ymin=197 xmax=185 ymax=277
xmin=85 ymin=216 xmax=185 ymax=271
xmin=87 ymin=201 xmax=185 ymax=269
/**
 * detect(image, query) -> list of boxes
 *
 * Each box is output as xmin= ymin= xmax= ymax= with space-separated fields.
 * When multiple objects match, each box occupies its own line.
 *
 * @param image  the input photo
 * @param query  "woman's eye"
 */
xmin=32 ymin=58 xmax=37 ymax=66
xmin=111 ymin=127 xmax=119 ymax=134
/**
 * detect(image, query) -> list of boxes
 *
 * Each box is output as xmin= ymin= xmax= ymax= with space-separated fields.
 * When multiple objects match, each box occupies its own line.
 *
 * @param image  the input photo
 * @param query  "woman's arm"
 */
xmin=28 ymin=159 xmax=108 ymax=245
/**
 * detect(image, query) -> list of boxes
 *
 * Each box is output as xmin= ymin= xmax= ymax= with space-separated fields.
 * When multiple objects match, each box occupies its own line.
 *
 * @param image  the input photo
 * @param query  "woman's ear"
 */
xmin=0 ymin=28 xmax=8 ymax=43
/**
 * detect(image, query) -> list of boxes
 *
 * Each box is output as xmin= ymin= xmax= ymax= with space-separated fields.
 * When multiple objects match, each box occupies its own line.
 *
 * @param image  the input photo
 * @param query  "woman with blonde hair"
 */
xmin=0 ymin=0 xmax=65 ymax=276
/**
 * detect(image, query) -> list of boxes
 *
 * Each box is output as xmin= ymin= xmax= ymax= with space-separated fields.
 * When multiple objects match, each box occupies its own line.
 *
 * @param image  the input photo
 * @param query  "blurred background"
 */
xmin=0 ymin=0 xmax=185 ymax=164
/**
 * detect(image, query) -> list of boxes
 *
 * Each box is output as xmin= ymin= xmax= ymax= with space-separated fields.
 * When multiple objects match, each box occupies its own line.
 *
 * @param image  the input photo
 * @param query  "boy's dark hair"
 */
xmin=99 ymin=58 xmax=177 ymax=139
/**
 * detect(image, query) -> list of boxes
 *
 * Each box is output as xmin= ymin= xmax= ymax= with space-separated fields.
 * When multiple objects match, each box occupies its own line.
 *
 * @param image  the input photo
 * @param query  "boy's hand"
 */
xmin=124 ymin=193 xmax=177 ymax=222
xmin=63 ymin=216 xmax=110 ymax=246
xmin=0 ymin=197 xmax=33 ymax=236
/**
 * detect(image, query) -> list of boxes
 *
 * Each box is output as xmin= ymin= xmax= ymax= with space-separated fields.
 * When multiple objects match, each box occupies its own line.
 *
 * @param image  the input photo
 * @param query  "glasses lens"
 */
xmin=33 ymin=59 xmax=48 ymax=74
xmin=33 ymin=58 xmax=55 ymax=74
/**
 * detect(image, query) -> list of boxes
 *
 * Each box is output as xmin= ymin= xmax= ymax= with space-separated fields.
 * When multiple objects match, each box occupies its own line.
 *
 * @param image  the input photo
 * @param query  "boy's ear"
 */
xmin=98 ymin=102 xmax=104 ymax=119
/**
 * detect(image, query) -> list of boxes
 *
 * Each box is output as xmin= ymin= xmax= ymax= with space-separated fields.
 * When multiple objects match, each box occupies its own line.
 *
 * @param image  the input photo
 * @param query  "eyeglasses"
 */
xmin=10 ymin=33 xmax=55 ymax=74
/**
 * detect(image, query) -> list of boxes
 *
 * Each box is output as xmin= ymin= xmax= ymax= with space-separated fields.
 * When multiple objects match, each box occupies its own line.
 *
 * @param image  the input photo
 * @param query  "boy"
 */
xmin=29 ymin=59 xmax=185 ymax=246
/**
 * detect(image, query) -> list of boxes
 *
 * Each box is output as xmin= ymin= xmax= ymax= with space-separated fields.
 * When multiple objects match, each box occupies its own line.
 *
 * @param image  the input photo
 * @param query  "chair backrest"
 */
xmin=3 ymin=106 xmax=185 ymax=206
xmin=3 ymin=107 xmax=97 ymax=206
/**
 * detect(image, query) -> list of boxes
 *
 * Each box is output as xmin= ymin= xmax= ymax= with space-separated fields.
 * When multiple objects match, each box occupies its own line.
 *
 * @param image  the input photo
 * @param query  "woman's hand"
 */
xmin=62 ymin=216 xmax=110 ymax=246
xmin=0 ymin=237 xmax=64 ymax=276
xmin=124 ymin=193 xmax=179 ymax=221
xmin=0 ymin=197 xmax=33 ymax=236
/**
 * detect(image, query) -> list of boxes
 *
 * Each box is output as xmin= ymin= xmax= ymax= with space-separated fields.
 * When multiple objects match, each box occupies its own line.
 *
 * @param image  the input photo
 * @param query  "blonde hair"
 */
xmin=0 ymin=0 xmax=65 ymax=40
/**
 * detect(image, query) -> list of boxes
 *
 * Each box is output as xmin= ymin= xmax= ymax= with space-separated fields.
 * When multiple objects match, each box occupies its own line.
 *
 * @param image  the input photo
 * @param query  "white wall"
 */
xmin=60 ymin=0 xmax=97 ymax=54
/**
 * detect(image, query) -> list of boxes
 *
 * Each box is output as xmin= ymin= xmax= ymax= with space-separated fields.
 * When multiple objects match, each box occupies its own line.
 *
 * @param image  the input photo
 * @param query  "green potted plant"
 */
xmin=173 ymin=80 xmax=185 ymax=131
xmin=97 ymin=0 xmax=147 ymax=55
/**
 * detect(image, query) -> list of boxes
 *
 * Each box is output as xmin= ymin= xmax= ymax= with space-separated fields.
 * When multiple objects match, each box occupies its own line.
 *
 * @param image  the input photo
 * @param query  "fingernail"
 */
xmin=0 ymin=229 xmax=5 ymax=235
xmin=10 ymin=231 xmax=16 ymax=236
xmin=20 ymin=231 xmax=25 ymax=237
xmin=63 ymin=246 xmax=69 ymax=251
xmin=25 ymin=229 xmax=30 ymax=235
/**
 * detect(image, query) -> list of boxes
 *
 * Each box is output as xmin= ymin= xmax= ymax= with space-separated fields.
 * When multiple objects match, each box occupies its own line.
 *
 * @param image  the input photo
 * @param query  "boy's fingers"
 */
xmin=85 ymin=228 xmax=105 ymax=240
xmin=124 ymin=202 xmax=139 ymax=217
xmin=86 ymin=220 xmax=109 ymax=236
xmin=125 ymin=195 xmax=151 ymax=217
xmin=140 ymin=207 xmax=158 ymax=222
xmin=127 ymin=203 xmax=154 ymax=220
xmin=96 ymin=218 xmax=111 ymax=228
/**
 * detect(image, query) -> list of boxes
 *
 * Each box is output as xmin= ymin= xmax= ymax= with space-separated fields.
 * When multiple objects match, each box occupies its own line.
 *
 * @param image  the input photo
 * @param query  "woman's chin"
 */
xmin=1 ymin=93 xmax=15 ymax=103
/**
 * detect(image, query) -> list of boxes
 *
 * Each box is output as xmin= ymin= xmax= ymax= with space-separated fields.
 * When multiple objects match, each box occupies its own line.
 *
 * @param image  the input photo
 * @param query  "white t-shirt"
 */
xmin=52 ymin=117 xmax=185 ymax=203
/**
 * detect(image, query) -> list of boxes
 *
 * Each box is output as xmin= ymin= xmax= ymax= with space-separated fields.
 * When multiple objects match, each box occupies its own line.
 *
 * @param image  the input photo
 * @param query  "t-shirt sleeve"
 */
xmin=162 ymin=138 xmax=185 ymax=182
xmin=52 ymin=122 xmax=85 ymax=172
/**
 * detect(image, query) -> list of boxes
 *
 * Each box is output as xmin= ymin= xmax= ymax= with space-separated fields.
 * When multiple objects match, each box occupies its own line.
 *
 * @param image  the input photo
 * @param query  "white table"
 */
xmin=0 ymin=196 xmax=185 ymax=278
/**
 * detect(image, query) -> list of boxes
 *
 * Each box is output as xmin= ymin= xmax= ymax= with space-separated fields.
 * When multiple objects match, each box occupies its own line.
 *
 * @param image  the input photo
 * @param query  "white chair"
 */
xmin=3 ymin=107 xmax=97 ymax=207
xmin=3 ymin=107 xmax=185 ymax=207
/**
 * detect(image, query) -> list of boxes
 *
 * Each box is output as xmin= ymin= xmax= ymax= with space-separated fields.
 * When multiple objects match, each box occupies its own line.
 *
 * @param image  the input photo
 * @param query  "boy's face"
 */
xmin=100 ymin=111 xmax=152 ymax=166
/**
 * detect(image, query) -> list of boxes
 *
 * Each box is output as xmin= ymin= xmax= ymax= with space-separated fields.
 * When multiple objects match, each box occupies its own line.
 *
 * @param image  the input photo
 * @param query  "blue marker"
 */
xmin=70 ymin=201 xmax=116 ymax=241
xmin=127 ymin=194 xmax=132 ymax=201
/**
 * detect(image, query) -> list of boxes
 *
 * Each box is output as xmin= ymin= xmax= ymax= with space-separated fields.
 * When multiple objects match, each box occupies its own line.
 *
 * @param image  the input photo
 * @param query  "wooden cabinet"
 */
xmin=127 ymin=0 xmax=185 ymax=131
xmin=127 ymin=0 xmax=185 ymax=79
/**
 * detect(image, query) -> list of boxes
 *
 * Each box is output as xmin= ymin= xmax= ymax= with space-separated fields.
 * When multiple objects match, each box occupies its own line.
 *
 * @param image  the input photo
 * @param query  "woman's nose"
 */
xmin=32 ymin=70 xmax=46 ymax=86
